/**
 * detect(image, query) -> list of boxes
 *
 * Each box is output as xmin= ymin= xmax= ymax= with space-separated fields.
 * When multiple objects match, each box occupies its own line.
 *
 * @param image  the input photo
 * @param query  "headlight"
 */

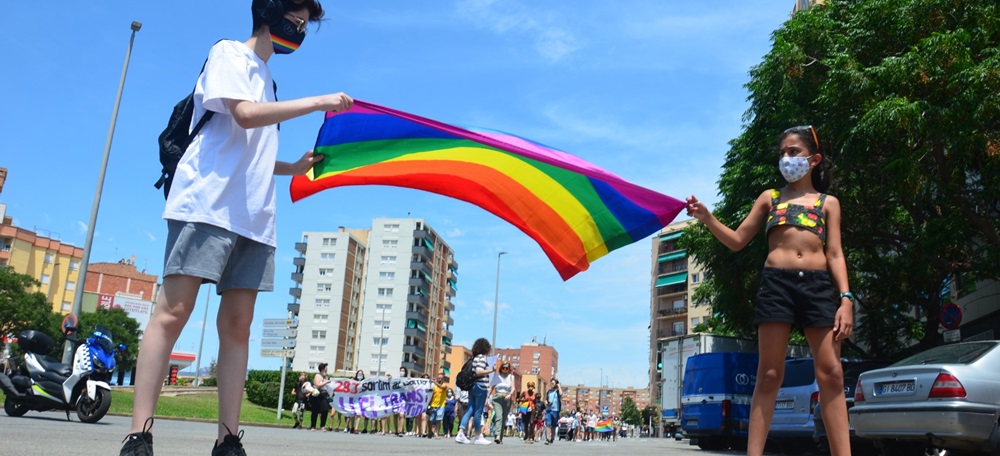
xmin=92 ymin=356 xmax=107 ymax=372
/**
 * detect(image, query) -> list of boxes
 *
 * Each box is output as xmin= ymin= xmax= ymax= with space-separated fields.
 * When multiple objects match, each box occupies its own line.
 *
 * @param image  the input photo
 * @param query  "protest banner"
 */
xmin=330 ymin=376 xmax=432 ymax=419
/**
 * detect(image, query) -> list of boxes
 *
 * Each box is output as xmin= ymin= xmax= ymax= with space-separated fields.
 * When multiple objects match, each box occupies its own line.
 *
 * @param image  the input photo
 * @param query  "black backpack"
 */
xmin=154 ymin=59 xmax=214 ymax=200
xmin=455 ymin=356 xmax=477 ymax=391
xmin=153 ymin=49 xmax=277 ymax=200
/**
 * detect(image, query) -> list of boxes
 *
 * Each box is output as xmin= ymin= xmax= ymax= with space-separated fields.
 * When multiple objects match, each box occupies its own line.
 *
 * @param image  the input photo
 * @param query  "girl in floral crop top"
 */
xmin=685 ymin=125 xmax=854 ymax=456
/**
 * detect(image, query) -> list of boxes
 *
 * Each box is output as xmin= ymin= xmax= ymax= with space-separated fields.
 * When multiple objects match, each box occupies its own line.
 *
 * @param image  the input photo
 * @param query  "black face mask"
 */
xmin=270 ymin=18 xmax=305 ymax=54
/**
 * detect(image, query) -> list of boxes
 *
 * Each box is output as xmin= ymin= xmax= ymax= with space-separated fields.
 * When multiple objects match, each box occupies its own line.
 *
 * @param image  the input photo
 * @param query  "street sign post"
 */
xmin=260 ymin=349 xmax=296 ymax=358
xmin=261 ymin=317 xmax=298 ymax=419
xmin=262 ymin=328 xmax=298 ymax=339
xmin=261 ymin=338 xmax=296 ymax=349
xmin=263 ymin=319 xmax=298 ymax=329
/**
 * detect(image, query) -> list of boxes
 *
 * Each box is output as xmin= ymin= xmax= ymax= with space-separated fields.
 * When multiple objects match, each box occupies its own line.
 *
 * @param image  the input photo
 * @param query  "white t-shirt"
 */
xmin=494 ymin=373 xmax=514 ymax=395
xmin=163 ymin=40 xmax=280 ymax=247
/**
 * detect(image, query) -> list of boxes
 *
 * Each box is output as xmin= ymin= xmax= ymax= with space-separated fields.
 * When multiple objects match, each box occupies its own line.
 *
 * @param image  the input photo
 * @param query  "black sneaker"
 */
xmin=211 ymin=429 xmax=246 ymax=456
xmin=120 ymin=417 xmax=154 ymax=456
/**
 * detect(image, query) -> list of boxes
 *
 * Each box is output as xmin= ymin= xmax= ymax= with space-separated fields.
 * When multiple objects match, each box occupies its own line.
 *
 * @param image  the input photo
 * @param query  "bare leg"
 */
xmin=129 ymin=275 xmax=203 ymax=434
xmin=747 ymin=322 xmax=792 ymax=456
xmin=215 ymin=288 xmax=257 ymax=442
xmin=805 ymin=327 xmax=849 ymax=456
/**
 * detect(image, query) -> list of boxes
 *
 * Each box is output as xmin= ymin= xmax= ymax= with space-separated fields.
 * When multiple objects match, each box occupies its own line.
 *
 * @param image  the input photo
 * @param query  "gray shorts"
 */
xmin=163 ymin=220 xmax=275 ymax=293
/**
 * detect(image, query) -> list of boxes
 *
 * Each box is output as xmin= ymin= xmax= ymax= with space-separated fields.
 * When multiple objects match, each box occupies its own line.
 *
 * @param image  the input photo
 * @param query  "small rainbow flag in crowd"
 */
xmin=518 ymin=404 xmax=531 ymax=414
xmin=595 ymin=419 xmax=613 ymax=433
xmin=291 ymin=101 xmax=685 ymax=280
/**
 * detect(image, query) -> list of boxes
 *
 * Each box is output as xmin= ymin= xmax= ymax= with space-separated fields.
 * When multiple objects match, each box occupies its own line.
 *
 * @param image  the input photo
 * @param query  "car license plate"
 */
xmin=877 ymin=381 xmax=916 ymax=395
xmin=775 ymin=400 xmax=794 ymax=410
xmin=686 ymin=419 xmax=698 ymax=428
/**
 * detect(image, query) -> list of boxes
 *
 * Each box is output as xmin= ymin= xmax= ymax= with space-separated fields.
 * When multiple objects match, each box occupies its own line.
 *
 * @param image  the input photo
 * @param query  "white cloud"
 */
xmin=143 ymin=230 xmax=156 ymax=242
xmin=455 ymin=0 xmax=583 ymax=61
xmin=447 ymin=228 xmax=465 ymax=238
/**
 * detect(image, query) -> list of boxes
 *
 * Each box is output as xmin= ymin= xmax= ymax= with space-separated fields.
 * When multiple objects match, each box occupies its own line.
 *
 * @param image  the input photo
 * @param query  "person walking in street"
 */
xmin=426 ymin=373 xmax=448 ymax=438
xmin=488 ymin=361 xmax=514 ymax=444
xmin=454 ymin=338 xmax=495 ymax=445
xmin=117 ymin=1 xmax=352 ymax=454
xmin=686 ymin=125 xmax=853 ymax=456
xmin=519 ymin=382 xmax=537 ymax=443
xmin=443 ymin=389 xmax=458 ymax=438
xmin=291 ymin=372 xmax=309 ymax=429
xmin=346 ymin=370 xmax=366 ymax=433
xmin=308 ymin=363 xmax=332 ymax=431
xmin=543 ymin=379 xmax=561 ymax=444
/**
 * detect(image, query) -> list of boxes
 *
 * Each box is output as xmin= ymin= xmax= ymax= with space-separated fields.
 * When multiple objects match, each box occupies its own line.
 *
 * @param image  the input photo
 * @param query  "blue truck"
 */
xmin=680 ymin=352 xmax=759 ymax=451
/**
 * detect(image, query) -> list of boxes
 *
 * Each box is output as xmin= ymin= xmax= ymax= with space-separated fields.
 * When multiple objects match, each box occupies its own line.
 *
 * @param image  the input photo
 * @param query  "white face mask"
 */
xmin=779 ymin=156 xmax=811 ymax=183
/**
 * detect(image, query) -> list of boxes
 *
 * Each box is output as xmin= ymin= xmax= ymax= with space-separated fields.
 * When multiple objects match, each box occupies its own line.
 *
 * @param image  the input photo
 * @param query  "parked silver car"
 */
xmin=849 ymin=340 xmax=1000 ymax=455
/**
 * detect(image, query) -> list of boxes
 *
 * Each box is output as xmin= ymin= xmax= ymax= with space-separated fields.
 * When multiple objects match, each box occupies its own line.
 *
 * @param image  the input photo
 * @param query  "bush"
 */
xmin=247 ymin=370 xmax=282 ymax=384
xmin=201 ymin=377 xmax=217 ymax=387
xmin=245 ymin=379 xmax=297 ymax=410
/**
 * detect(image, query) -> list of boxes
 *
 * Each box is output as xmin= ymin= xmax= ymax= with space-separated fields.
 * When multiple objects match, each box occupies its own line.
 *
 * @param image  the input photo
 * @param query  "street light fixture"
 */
xmin=491 ymin=251 xmax=507 ymax=353
xmin=65 ymin=20 xmax=141 ymax=363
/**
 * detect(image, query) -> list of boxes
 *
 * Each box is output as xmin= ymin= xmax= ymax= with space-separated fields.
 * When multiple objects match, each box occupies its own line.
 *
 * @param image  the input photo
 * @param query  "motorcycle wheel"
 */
xmin=4 ymin=396 xmax=29 ymax=417
xmin=76 ymin=388 xmax=111 ymax=423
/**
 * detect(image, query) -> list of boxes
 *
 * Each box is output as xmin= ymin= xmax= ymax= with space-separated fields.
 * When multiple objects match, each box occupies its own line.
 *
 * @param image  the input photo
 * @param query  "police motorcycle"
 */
xmin=0 ymin=324 xmax=123 ymax=423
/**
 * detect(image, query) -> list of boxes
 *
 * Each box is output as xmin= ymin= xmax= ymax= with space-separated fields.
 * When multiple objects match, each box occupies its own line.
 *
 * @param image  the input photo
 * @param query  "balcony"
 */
xmin=448 ymin=256 xmax=458 ymax=270
xmin=401 ymin=361 xmax=423 ymax=374
xmin=293 ymin=257 xmax=305 ymax=267
xmin=406 ymin=310 xmax=428 ymax=326
xmin=656 ymin=306 xmax=688 ymax=318
xmin=447 ymin=268 xmax=457 ymax=282
xmin=411 ymin=261 xmax=432 ymax=276
xmin=412 ymin=245 xmax=433 ymax=261
xmin=446 ymin=315 xmax=454 ymax=326
xmin=404 ymin=326 xmax=427 ymax=340
xmin=446 ymin=300 xmax=455 ymax=312
xmin=288 ymin=287 xmax=301 ymax=299
xmin=656 ymin=327 xmax=687 ymax=339
xmin=287 ymin=303 xmax=300 ymax=313
xmin=294 ymin=242 xmax=307 ymax=253
xmin=444 ymin=329 xmax=453 ymax=341
xmin=442 ymin=360 xmax=451 ymax=370
xmin=402 ymin=344 xmax=425 ymax=357
xmin=409 ymin=275 xmax=429 ymax=288
xmin=656 ymin=284 xmax=687 ymax=297
xmin=413 ymin=229 xmax=429 ymax=239
xmin=407 ymin=293 xmax=429 ymax=309
xmin=290 ymin=272 xmax=303 ymax=283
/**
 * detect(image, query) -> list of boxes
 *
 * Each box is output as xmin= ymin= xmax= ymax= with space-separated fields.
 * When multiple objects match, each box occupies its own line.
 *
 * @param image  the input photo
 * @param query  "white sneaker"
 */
xmin=473 ymin=436 xmax=492 ymax=445
xmin=455 ymin=432 xmax=470 ymax=444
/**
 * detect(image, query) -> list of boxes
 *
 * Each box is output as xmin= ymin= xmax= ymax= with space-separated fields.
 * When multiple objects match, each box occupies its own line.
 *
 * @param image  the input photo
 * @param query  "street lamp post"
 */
xmin=491 ymin=251 xmax=507 ymax=353
xmin=65 ymin=21 xmax=142 ymax=364
xmin=377 ymin=306 xmax=387 ymax=375
xmin=193 ymin=284 xmax=212 ymax=386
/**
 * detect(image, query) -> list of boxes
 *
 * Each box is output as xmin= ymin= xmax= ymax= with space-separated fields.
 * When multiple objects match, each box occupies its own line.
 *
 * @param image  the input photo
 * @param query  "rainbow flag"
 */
xmin=518 ymin=404 xmax=530 ymax=414
xmin=291 ymin=101 xmax=685 ymax=280
xmin=595 ymin=419 xmax=613 ymax=433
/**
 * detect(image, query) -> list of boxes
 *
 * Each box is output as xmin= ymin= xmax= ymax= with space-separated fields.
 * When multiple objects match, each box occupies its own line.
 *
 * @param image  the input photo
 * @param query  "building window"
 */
xmin=310 ymin=345 xmax=325 ymax=355
xmin=533 ymin=352 xmax=541 ymax=360
xmin=322 ymin=237 xmax=337 ymax=246
xmin=380 ymin=255 xmax=397 ymax=265
xmin=312 ymin=330 xmax=327 ymax=340
xmin=61 ymin=301 xmax=72 ymax=312
xmin=376 ymin=303 xmax=392 ymax=311
xmin=320 ymin=253 xmax=336 ymax=263
xmin=373 ymin=337 xmax=389 ymax=347
xmin=317 ymin=283 xmax=332 ymax=292
xmin=309 ymin=363 xmax=318 ymax=371
xmin=314 ymin=314 xmax=328 ymax=324
xmin=318 ymin=268 xmax=334 ymax=276
xmin=377 ymin=287 xmax=394 ymax=297
xmin=531 ymin=366 xmax=540 ymax=374
xmin=68 ymin=260 xmax=80 ymax=271
xmin=40 ymin=274 xmax=50 ymax=285
xmin=370 ymin=354 xmax=388 ymax=364
xmin=375 ymin=320 xmax=390 ymax=330
xmin=315 ymin=298 xmax=331 ymax=307
xmin=382 ymin=239 xmax=398 ymax=249
xmin=672 ymin=321 xmax=685 ymax=335
xmin=65 ymin=281 xmax=76 ymax=291
xmin=379 ymin=271 xmax=395 ymax=281
xmin=44 ymin=253 xmax=54 ymax=264
xmin=384 ymin=223 xmax=400 ymax=232
xmin=691 ymin=273 xmax=700 ymax=284
xmin=691 ymin=317 xmax=701 ymax=327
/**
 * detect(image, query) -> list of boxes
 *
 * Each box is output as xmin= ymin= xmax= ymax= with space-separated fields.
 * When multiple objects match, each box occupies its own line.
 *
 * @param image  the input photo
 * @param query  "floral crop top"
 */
xmin=765 ymin=189 xmax=827 ymax=244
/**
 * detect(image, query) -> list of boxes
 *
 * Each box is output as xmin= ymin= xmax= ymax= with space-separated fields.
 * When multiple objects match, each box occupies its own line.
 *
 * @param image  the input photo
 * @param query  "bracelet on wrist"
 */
xmin=839 ymin=291 xmax=855 ymax=302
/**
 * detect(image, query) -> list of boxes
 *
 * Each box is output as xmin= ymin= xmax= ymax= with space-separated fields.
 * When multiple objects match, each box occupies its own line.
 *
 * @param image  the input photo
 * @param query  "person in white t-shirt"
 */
xmin=120 ymin=1 xmax=352 ymax=456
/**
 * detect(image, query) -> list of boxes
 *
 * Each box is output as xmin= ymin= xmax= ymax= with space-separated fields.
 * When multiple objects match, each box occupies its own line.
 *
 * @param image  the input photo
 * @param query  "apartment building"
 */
xmin=288 ymin=228 xmax=368 ymax=373
xmin=290 ymin=219 xmax=458 ymax=378
xmin=0 ymin=210 xmax=83 ymax=313
xmin=563 ymin=384 xmax=650 ymax=415
xmin=496 ymin=338 xmax=559 ymax=387
xmin=648 ymin=219 xmax=711 ymax=407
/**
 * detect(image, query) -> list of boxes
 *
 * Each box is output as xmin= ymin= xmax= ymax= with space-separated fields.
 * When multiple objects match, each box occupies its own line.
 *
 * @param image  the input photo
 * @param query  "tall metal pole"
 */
xmin=491 ymin=251 xmax=507 ymax=353
xmin=65 ymin=21 xmax=142 ymax=363
xmin=194 ymin=284 xmax=211 ymax=386
xmin=377 ymin=307 xmax=386 ymax=375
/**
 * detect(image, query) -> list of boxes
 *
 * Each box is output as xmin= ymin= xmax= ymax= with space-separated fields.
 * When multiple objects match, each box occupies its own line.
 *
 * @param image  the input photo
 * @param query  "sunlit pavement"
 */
xmin=0 ymin=412 xmax=751 ymax=455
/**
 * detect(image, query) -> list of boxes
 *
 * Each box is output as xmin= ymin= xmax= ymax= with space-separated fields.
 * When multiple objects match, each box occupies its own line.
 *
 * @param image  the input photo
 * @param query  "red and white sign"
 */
xmin=98 ymin=294 xmax=153 ymax=331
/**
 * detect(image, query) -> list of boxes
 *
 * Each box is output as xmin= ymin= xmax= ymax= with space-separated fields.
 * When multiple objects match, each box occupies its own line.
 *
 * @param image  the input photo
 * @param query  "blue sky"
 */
xmin=1 ymin=1 xmax=792 ymax=388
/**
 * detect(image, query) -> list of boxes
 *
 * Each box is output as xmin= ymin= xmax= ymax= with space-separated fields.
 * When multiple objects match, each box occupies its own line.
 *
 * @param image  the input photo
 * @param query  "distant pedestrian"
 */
xmin=291 ymin=372 xmax=310 ymax=429
xmin=346 ymin=370 xmax=366 ymax=433
xmin=519 ymin=382 xmax=537 ymax=443
xmin=543 ymin=379 xmax=562 ymax=444
xmin=427 ymin=373 xmax=448 ymax=438
xmin=488 ymin=361 xmax=514 ymax=444
xmin=443 ymin=389 xmax=458 ymax=438
xmin=309 ymin=363 xmax=332 ymax=431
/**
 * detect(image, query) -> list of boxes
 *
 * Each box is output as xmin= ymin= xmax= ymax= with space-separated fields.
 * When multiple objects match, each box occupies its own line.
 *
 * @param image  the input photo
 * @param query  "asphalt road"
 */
xmin=0 ymin=412 xmax=748 ymax=456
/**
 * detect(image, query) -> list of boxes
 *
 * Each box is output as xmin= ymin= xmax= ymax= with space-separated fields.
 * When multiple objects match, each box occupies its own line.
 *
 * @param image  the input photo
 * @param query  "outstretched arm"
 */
xmin=223 ymin=93 xmax=354 ymax=130
xmin=686 ymin=191 xmax=771 ymax=251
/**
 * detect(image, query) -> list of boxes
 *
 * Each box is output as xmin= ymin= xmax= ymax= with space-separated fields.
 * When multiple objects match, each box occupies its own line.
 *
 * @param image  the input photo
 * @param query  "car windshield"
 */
xmin=781 ymin=359 xmax=815 ymax=387
xmin=893 ymin=341 xmax=998 ymax=367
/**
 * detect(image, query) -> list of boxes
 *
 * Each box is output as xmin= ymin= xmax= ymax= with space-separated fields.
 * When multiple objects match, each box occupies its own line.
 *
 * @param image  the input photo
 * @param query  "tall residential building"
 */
xmin=288 ymin=228 xmax=368 ymax=373
xmin=289 ymin=219 xmax=458 ymax=378
xmin=0 ymin=216 xmax=83 ymax=313
xmin=648 ymin=219 xmax=710 ymax=408
xmin=496 ymin=338 xmax=558 ymax=386
xmin=357 ymin=218 xmax=457 ymax=378
xmin=564 ymin=384 xmax=651 ymax=415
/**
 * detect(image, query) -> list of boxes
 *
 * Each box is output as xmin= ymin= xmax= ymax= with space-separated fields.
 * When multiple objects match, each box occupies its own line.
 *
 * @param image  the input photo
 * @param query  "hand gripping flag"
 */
xmin=290 ymin=101 xmax=685 ymax=280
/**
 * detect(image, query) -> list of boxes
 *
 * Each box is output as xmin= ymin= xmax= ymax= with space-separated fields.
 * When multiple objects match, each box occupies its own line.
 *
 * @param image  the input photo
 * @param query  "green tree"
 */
xmin=620 ymin=396 xmax=641 ymax=427
xmin=74 ymin=307 xmax=142 ymax=372
xmin=684 ymin=0 xmax=999 ymax=359
xmin=0 ymin=267 xmax=58 ymax=339
xmin=640 ymin=405 xmax=659 ymax=427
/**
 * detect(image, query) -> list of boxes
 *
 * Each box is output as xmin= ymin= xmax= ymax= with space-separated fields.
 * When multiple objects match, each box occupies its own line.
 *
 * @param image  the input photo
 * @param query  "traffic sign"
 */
xmin=263 ymin=318 xmax=297 ymax=329
xmin=262 ymin=328 xmax=297 ymax=339
xmin=261 ymin=338 xmax=296 ymax=349
xmin=260 ymin=349 xmax=295 ymax=358
xmin=61 ymin=313 xmax=78 ymax=334
xmin=939 ymin=302 xmax=963 ymax=330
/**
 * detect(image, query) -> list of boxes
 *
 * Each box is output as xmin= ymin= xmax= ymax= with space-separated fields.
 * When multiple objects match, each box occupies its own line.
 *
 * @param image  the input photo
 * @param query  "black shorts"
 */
xmin=754 ymin=268 xmax=837 ymax=329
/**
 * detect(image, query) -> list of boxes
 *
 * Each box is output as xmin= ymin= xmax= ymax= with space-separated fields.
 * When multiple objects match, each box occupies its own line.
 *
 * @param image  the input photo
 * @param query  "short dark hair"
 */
xmin=318 ymin=362 xmax=328 ymax=372
xmin=471 ymin=338 xmax=491 ymax=356
xmin=252 ymin=0 xmax=325 ymax=32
